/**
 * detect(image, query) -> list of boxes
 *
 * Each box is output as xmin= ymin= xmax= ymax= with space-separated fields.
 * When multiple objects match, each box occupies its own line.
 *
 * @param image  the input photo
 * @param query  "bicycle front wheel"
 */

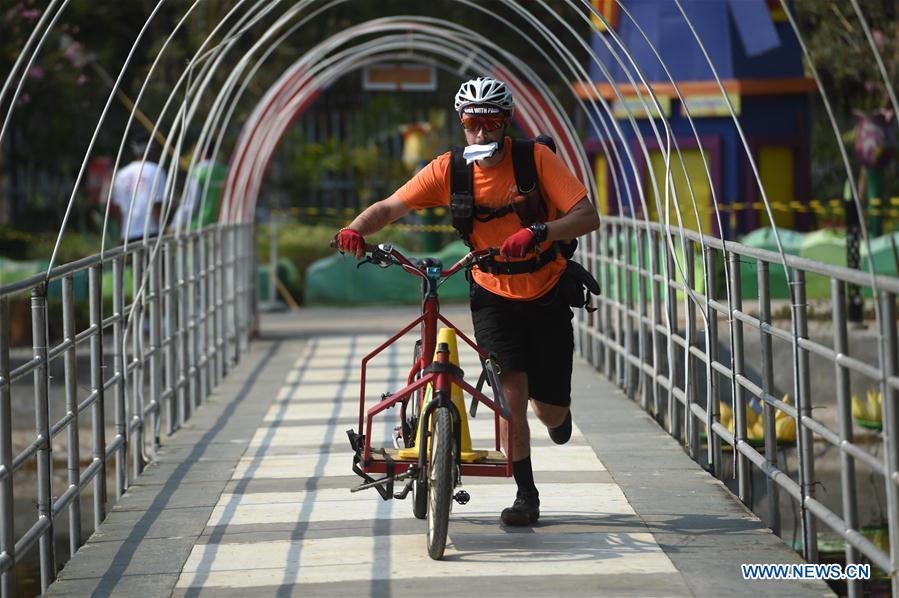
xmin=410 ymin=341 xmax=428 ymax=520
xmin=427 ymin=405 xmax=454 ymax=560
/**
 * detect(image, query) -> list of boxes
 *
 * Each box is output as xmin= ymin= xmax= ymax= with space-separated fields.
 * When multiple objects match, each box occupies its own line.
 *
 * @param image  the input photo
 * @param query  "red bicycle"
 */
xmin=339 ymin=242 xmax=513 ymax=560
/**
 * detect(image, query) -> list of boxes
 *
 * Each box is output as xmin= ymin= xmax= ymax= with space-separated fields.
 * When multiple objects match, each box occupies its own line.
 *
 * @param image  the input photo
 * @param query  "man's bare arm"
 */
xmin=342 ymin=193 xmax=413 ymax=258
xmin=545 ymin=197 xmax=600 ymax=243
xmin=346 ymin=193 xmax=412 ymax=236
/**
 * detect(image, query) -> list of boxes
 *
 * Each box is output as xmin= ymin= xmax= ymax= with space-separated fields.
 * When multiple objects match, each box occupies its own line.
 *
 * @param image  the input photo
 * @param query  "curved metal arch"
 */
xmin=221 ymin=18 xmax=596 ymax=224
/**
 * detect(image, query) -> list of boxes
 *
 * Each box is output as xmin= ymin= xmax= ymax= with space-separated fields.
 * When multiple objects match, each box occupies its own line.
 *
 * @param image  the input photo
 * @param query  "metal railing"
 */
xmin=576 ymin=216 xmax=899 ymax=596
xmin=0 ymin=223 xmax=255 ymax=596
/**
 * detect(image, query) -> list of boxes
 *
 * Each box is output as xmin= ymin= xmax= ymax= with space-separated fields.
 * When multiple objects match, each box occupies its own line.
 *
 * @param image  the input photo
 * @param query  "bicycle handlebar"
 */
xmin=330 ymin=240 xmax=496 ymax=278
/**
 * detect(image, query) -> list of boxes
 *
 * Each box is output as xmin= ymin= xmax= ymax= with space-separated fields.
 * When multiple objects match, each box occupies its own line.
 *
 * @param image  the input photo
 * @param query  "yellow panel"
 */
xmin=646 ymin=149 xmax=712 ymax=234
xmin=594 ymin=154 xmax=608 ymax=215
xmin=758 ymin=146 xmax=794 ymax=229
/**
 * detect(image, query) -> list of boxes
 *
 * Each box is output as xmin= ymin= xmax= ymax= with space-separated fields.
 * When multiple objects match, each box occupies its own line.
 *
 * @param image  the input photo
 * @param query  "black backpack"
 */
xmin=448 ymin=136 xmax=599 ymax=308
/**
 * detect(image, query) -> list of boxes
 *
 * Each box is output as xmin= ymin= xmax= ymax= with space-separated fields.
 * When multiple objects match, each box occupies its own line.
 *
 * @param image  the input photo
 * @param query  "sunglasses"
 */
xmin=460 ymin=114 xmax=507 ymax=132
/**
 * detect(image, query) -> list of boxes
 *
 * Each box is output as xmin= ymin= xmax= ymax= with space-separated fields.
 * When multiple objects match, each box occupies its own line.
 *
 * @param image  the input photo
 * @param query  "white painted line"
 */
xmin=206 ymin=483 xmax=632 ymax=527
xmin=230 ymin=444 xmax=603 ymax=480
xmin=176 ymin=531 xmax=676 ymax=589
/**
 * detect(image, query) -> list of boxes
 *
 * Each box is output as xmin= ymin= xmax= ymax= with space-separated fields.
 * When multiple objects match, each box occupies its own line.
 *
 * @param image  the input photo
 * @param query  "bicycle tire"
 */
xmin=410 ymin=340 xmax=428 ymax=519
xmin=426 ymin=406 xmax=454 ymax=560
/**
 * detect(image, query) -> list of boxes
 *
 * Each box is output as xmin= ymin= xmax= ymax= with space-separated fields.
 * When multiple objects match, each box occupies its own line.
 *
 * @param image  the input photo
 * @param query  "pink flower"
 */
xmin=28 ymin=66 xmax=44 ymax=79
xmin=20 ymin=8 xmax=40 ymax=20
xmin=16 ymin=93 xmax=30 ymax=107
xmin=64 ymin=42 xmax=83 ymax=61
xmin=77 ymin=74 xmax=88 ymax=85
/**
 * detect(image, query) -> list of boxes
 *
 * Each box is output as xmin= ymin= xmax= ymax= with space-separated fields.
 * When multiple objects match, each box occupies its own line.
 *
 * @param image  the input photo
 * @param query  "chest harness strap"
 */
xmin=450 ymin=139 xmax=554 ymax=274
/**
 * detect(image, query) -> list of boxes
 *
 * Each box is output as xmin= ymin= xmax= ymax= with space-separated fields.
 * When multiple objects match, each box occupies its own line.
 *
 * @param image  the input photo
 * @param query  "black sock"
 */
xmin=512 ymin=456 xmax=537 ymax=495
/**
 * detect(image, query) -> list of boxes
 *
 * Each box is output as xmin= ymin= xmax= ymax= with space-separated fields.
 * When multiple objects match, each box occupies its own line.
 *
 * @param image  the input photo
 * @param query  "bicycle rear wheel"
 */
xmin=427 ymin=405 xmax=454 ymax=560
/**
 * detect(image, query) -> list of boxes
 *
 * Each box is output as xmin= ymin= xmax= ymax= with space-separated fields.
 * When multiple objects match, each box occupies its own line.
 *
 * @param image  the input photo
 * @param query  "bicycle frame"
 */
xmin=349 ymin=244 xmax=514 ymax=487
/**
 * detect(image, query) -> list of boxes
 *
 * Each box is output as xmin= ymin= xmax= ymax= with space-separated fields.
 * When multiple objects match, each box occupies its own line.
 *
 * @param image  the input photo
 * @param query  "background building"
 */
xmin=581 ymin=0 xmax=815 ymax=238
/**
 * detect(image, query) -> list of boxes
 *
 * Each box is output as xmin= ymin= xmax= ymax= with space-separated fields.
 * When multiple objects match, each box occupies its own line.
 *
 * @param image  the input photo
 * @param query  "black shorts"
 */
xmin=470 ymin=281 xmax=574 ymax=407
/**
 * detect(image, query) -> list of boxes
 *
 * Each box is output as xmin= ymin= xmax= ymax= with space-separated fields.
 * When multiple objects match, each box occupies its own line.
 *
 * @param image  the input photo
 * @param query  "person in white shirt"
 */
xmin=111 ymin=135 xmax=167 ymax=242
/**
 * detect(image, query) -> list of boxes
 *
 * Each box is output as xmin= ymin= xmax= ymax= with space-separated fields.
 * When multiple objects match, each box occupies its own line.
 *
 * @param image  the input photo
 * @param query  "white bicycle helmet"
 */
xmin=454 ymin=77 xmax=514 ymax=114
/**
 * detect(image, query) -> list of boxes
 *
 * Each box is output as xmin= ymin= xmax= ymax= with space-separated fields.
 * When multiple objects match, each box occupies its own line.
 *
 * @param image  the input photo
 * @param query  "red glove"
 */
xmin=500 ymin=227 xmax=535 ymax=258
xmin=335 ymin=228 xmax=365 ymax=258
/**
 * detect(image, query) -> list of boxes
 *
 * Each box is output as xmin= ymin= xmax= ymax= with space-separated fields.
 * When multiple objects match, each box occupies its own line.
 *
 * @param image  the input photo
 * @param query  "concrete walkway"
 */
xmin=47 ymin=307 xmax=832 ymax=597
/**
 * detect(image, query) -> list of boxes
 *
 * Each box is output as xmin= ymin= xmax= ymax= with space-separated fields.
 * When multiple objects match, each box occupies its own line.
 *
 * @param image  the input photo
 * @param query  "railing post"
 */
xmin=163 ymin=241 xmax=177 ymax=435
xmin=223 ymin=226 xmax=234 ymax=370
xmin=205 ymin=230 xmax=215 ymax=391
xmin=832 ymin=278 xmax=860 ymax=598
xmin=580 ymin=233 xmax=596 ymax=366
xmin=131 ymin=248 xmax=144 ymax=476
xmin=703 ymin=246 xmax=722 ymax=476
xmin=685 ymin=241 xmax=700 ymax=458
xmin=613 ymin=221 xmax=623 ymax=385
xmin=242 ymin=223 xmax=254 ymax=353
xmin=791 ymin=268 xmax=817 ymax=561
xmin=187 ymin=234 xmax=199 ymax=410
xmin=177 ymin=237 xmax=190 ymax=425
xmin=664 ymin=238 xmax=679 ymax=439
xmin=213 ymin=227 xmax=224 ymax=385
xmin=249 ymin=223 xmax=258 ymax=347
xmin=634 ymin=227 xmax=647 ymax=406
xmin=0 ymin=296 xmax=14 ymax=597
xmin=601 ymin=221 xmax=612 ymax=378
xmin=112 ymin=256 xmax=128 ymax=496
xmin=88 ymin=265 xmax=107 ymax=527
xmin=31 ymin=283 xmax=55 ymax=591
xmin=728 ymin=253 xmax=750 ymax=504
xmin=148 ymin=246 xmax=162 ymax=451
xmin=233 ymin=227 xmax=243 ymax=359
xmin=758 ymin=260 xmax=780 ymax=535
xmin=650 ymin=230 xmax=663 ymax=423
xmin=879 ymin=290 xmax=899 ymax=589
xmin=624 ymin=225 xmax=635 ymax=396
xmin=197 ymin=231 xmax=209 ymax=404
xmin=62 ymin=275 xmax=82 ymax=557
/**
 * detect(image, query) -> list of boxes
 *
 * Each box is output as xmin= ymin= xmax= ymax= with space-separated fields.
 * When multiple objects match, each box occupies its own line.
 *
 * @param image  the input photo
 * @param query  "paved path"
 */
xmin=47 ymin=307 xmax=833 ymax=597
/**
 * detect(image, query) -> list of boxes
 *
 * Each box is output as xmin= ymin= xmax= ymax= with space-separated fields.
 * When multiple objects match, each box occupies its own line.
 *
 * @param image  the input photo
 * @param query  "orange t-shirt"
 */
xmin=395 ymin=138 xmax=587 ymax=300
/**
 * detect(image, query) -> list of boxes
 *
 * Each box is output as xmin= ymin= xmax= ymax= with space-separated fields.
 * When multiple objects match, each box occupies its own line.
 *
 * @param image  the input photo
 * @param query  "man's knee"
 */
xmin=501 ymin=372 xmax=529 ymax=407
xmin=531 ymin=400 xmax=569 ymax=427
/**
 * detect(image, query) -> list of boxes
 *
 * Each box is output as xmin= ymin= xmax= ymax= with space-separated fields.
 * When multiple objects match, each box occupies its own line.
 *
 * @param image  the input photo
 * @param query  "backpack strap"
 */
xmin=449 ymin=146 xmax=474 ymax=248
xmin=510 ymin=139 xmax=537 ymax=194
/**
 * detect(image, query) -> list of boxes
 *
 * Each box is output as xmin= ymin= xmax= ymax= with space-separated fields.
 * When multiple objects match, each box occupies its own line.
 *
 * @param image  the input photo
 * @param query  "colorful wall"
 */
xmin=581 ymin=0 xmax=813 ymax=239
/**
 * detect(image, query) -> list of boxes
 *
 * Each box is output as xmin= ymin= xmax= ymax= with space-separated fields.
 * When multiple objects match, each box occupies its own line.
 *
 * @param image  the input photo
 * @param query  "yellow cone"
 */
xmin=396 ymin=327 xmax=487 ymax=462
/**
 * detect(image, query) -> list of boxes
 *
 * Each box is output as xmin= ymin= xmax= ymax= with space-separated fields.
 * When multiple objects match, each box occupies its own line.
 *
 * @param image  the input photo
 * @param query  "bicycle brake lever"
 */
xmin=357 ymin=251 xmax=393 ymax=269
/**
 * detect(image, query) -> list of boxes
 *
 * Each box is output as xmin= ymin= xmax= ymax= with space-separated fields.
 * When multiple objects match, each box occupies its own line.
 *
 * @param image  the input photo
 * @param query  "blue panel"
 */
xmin=727 ymin=0 xmax=780 ymax=57
xmin=731 ymin=20 xmax=805 ymax=78
xmin=590 ymin=0 xmax=736 ymax=84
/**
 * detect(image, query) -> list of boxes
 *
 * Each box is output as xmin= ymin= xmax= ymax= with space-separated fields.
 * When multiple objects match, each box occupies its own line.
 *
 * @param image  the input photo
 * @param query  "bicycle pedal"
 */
xmin=453 ymin=490 xmax=470 ymax=505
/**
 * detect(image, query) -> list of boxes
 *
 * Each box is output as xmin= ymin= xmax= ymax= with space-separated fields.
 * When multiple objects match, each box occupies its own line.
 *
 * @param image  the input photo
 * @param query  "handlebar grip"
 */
xmin=329 ymin=238 xmax=385 ymax=255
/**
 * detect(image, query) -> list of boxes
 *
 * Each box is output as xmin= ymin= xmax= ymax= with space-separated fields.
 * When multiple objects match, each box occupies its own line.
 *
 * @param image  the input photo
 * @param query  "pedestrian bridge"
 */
xmin=0 ymin=219 xmax=894 ymax=597
xmin=44 ymin=306 xmax=829 ymax=597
